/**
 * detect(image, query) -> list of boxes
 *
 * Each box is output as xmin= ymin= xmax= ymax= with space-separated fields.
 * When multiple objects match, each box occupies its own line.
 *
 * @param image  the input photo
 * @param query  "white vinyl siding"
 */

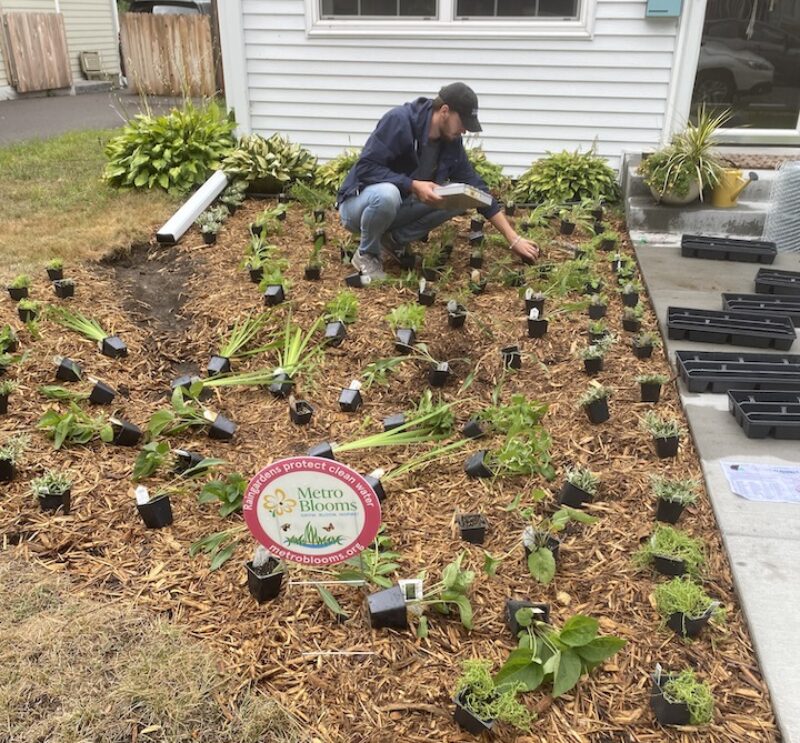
xmin=59 ymin=0 xmax=120 ymax=79
xmin=224 ymin=0 xmax=682 ymax=174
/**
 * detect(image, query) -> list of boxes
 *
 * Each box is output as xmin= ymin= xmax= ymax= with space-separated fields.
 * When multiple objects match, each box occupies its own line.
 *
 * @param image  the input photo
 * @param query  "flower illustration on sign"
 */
xmin=262 ymin=488 xmax=297 ymax=517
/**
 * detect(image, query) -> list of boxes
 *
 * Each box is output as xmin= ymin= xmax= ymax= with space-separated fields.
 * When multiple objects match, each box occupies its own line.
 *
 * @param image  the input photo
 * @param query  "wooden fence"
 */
xmin=1 ymin=12 xmax=72 ymax=93
xmin=120 ymin=13 xmax=217 ymax=97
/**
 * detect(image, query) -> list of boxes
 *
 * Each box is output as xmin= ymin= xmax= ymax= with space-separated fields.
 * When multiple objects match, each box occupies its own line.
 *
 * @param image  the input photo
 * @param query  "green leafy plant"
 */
xmin=289 ymin=180 xmax=334 ymax=211
xmin=653 ymin=576 xmax=724 ymax=627
xmin=0 ymin=325 xmax=19 ymax=353
xmin=17 ymin=298 xmax=40 ymax=314
xmin=148 ymin=388 xmax=226 ymax=438
xmin=578 ymin=382 xmax=612 ymax=407
xmin=623 ymin=305 xmax=644 ymax=322
xmin=45 ymin=258 xmax=64 ymax=271
xmin=104 ymin=100 xmax=235 ymax=194
xmin=9 ymin=274 xmax=31 ymax=289
xmin=634 ymin=524 xmax=705 ymax=577
xmin=590 ymin=231 xmax=619 ymax=249
xmin=487 ymin=433 xmax=554 ymax=479
xmin=557 ymin=202 xmax=594 ymax=234
xmin=453 ymin=660 xmax=533 ymax=731
xmin=632 ymin=331 xmax=661 ymax=349
xmin=523 ymin=507 xmax=597 ymax=584
xmin=314 ymin=148 xmax=361 ymax=193
xmin=465 ymin=145 xmax=512 ymax=196
xmin=324 ymin=290 xmax=359 ymax=324
xmin=386 ymin=303 xmax=426 ymax=332
xmin=197 ymin=472 xmax=248 ymax=517
xmin=195 ymin=212 xmax=221 ymax=235
xmin=361 ymin=356 xmax=406 ymax=388
xmin=651 ymin=475 xmax=699 ymax=506
xmin=496 ymin=612 xmax=626 ymax=698
xmin=414 ymin=552 xmax=475 ymax=634
xmin=334 ymin=529 xmax=401 ymax=590
xmin=30 ymin=469 xmax=73 ymax=496
xmin=640 ymin=411 xmax=683 ymax=439
xmin=189 ymin=525 xmax=248 ymax=571
xmin=218 ymin=179 xmax=248 ymax=210
xmin=258 ymin=259 xmax=290 ymax=290
xmin=658 ymin=669 xmax=715 ymax=725
xmin=37 ymin=403 xmax=113 ymax=449
xmin=513 ymin=148 xmax=620 ymax=204
xmin=0 ymin=379 xmax=19 ymax=396
xmin=479 ymin=394 xmax=548 ymax=437
xmin=0 ymin=433 xmax=30 ymax=463
xmin=0 ymin=352 xmax=22 ymax=373
xmin=222 ymin=132 xmax=317 ymax=190
xmin=49 ymin=307 xmax=110 ymax=343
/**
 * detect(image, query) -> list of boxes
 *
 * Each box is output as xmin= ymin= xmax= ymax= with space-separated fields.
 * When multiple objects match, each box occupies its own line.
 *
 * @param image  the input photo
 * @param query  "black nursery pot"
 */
xmin=523 ymin=534 xmax=561 ymax=563
xmin=506 ymin=599 xmax=550 ymax=636
xmin=101 ymin=335 xmax=128 ymax=358
xmin=462 ymin=418 xmax=485 ymax=439
xmin=7 ymin=287 xmax=28 ymax=301
xmin=112 ymin=419 xmax=142 ymax=446
xmin=208 ymin=414 xmax=236 ymax=440
xmin=395 ymin=328 xmax=416 ymax=353
xmin=307 ymin=441 xmax=335 ymax=460
xmin=421 ymin=267 xmax=439 ymax=281
xmin=600 ymin=237 xmax=616 ymax=251
xmin=367 ymin=585 xmax=408 ymax=629
xmin=558 ymin=481 xmax=593 ymax=509
xmin=653 ymin=554 xmax=687 ymax=577
xmin=304 ymin=265 xmax=321 ymax=281
xmin=429 ymin=361 xmax=451 ymax=387
xmin=640 ymin=382 xmax=662 ymax=403
xmin=622 ymin=292 xmax=640 ymax=308
xmin=171 ymin=374 xmax=212 ymax=401
xmin=207 ymin=354 xmax=231 ymax=377
xmin=324 ymin=320 xmax=347 ymax=347
xmin=263 ymin=284 xmax=286 ymax=306
xmin=584 ymin=357 xmax=603 ymax=375
xmin=56 ymin=357 xmax=83 ymax=382
xmin=53 ymin=280 xmax=74 ymax=299
xmin=584 ymin=282 xmax=603 ymax=296
xmin=623 ymin=318 xmax=642 ymax=333
xmin=313 ymin=208 xmax=326 ymax=223
xmin=344 ymin=272 xmax=368 ymax=288
xmin=0 ymin=458 xmax=15 ymax=482
xmin=470 ymin=218 xmax=485 ymax=233
xmin=655 ymin=498 xmax=685 ymax=524
xmin=89 ymin=380 xmax=116 ymax=405
xmin=667 ymin=609 xmax=713 ymax=638
xmin=453 ymin=690 xmax=495 ymax=736
xmin=469 ymin=280 xmax=487 ymax=296
xmin=633 ymin=343 xmax=654 ymax=359
xmin=527 ymin=318 xmax=549 ymax=338
xmin=248 ymin=267 xmax=263 ymax=283
xmin=173 ymin=449 xmax=204 ymax=474
xmin=249 ymin=223 xmax=265 ymax=238
xmin=289 ymin=399 xmax=314 ymax=426
xmin=650 ymin=675 xmax=691 ymax=726
xmin=457 ymin=513 xmax=488 ymax=544
xmin=201 ymin=231 xmax=217 ymax=245
xmin=464 ymin=450 xmax=494 ymax=479
xmin=584 ymin=398 xmax=609 ymax=424
xmin=246 ymin=559 xmax=284 ymax=603
xmin=589 ymin=330 xmax=608 ymax=345
xmin=339 ymin=388 xmax=362 ymax=412
xmin=560 ymin=220 xmax=576 ymax=235
xmin=654 ymin=436 xmax=679 ymax=459
xmin=501 ymin=345 xmax=522 ymax=370
xmin=418 ymin=288 xmax=436 ymax=306
xmin=18 ymin=307 xmax=38 ymax=323
xmin=364 ymin=472 xmax=386 ymax=502
xmin=524 ymin=296 xmax=545 ymax=316
xmin=468 ymin=252 xmax=484 ymax=269
xmin=38 ymin=488 xmax=71 ymax=515
xmin=383 ymin=413 xmax=406 ymax=432
xmin=269 ymin=373 xmax=293 ymax=398
xmin=447 ymin=306 xmax=467 ymax=329
xmin=137 ymin=494 xmax=173 ymax=529
xmin=0 ymin=393 xmax=8 ymax=415
xmin=47 ymin=267 xmax=63 ymax=282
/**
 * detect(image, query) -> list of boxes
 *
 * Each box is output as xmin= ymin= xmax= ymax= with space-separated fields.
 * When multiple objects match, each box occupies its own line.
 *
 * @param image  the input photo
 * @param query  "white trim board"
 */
xmin=218 ymin=0 xmax=251 ymax=136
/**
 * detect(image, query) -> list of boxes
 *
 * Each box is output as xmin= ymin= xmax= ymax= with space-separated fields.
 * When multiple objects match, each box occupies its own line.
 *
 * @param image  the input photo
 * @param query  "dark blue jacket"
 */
xmin=337 ymin=97 xmax=501 ymax=219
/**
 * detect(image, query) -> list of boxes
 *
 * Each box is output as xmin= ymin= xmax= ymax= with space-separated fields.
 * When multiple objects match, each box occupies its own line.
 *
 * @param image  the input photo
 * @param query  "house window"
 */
xmin=455 ymin=0 xmax=577 ymax=17
xmin=321 ymin=0 xmax=437 ymax=17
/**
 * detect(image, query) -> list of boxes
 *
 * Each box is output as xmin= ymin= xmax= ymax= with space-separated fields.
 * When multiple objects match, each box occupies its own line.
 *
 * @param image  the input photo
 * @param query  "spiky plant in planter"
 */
xmin=632 ymin=331 xmax=661 ymax=359
xmin=636 ymin=372 xmax=669 ymax=403
xmin=653 ymin=668 xmax=715 ymax=725
xmin=49 ymin=307 xmax=127 ymax=358
xmin=653 ymin=576 xmax=725 ymax=637
xmin=0 ymin=379 xmax=19 ymax=414
xmin=622 ymin=304 xmax=644 ymax=333
xmin=640 ymin=411 xmax=684 ymax=458
xmin=578 ymin=382 xmax=613 ymax=424
xmin=634 ymin=524 xmax=705 ymax=577
xmin=30 ymin=469 xmax=74 ymax=513
xmin=7 ymin=274 xmax=31 ymax=301
xmin=559 ymin=466 xmax=600 ymax=508
xmin=651 ymin=475 xmax=699 ymax=523
xmin=209 ymin=312 xmax=272 ymax=375
xmin=0 ymin=433 xmax=29 ymax=481
xmin=17 ymin=298 xmax=40 ymax=323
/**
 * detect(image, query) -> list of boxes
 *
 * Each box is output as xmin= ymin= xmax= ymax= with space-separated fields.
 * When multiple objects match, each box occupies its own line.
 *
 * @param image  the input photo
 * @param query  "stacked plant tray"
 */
xmin=675 ymin=351 xmax=800 ymax=393
xmin=681 ymin=234 xmax=777 ymax=263
xmin=755 ymin=268 xmax=800 ymax=296
xmin=667 ymin=307 xmax=796 ymax=350
xmin=728 ymin=390 xmax=800 ymax=439
xmin=722 ymin=293 xmax=800 ymax=327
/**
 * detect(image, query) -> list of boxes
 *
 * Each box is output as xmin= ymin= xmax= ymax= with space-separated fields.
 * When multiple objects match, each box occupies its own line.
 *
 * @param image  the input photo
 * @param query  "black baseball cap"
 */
xmin=438 ymin=82 xmax=482 ymax=132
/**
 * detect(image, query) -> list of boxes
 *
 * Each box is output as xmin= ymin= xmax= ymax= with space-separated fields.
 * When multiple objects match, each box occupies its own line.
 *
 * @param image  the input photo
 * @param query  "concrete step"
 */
xmin=625 ymin=195 xmax=767 ymax=237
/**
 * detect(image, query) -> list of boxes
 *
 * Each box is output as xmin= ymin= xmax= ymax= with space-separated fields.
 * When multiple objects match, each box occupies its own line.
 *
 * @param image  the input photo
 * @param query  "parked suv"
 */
xmin=694 ymin=39 xmax=774 ymax=104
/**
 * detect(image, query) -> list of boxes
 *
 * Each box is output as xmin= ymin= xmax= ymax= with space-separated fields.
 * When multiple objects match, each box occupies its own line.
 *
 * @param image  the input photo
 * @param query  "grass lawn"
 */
xmin=0 ymin=129 xmax=179 ymax=277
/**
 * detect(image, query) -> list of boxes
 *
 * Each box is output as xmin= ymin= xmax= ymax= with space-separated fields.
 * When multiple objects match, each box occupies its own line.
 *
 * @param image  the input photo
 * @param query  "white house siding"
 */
xmin=223 ymin=0 xmax=684 ymax=175
xmin=59 ymin=0 xmax=120 ymax=79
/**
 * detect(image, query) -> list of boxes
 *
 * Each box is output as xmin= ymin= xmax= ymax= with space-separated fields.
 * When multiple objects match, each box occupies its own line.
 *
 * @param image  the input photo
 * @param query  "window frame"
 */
xmin=305 ymin=0 xmax=594 ymax=39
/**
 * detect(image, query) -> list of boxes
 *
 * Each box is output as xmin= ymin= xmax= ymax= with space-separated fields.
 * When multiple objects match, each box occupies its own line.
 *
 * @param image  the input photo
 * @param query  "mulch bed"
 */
xmin=0 ymin=198 xmax=778 ymax=743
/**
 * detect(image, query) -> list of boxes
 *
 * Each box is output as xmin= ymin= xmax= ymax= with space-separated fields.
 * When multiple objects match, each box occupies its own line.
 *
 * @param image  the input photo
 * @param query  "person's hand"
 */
xmin=510 ymin=236 xmax=540 ymax=264
xmin=411 ymin=180 xmax=444 ymax=206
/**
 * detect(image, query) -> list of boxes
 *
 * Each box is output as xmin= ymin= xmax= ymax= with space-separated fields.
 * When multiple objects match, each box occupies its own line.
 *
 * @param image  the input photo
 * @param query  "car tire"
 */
xmin=693 ymin=70 xmax=735 ymax=104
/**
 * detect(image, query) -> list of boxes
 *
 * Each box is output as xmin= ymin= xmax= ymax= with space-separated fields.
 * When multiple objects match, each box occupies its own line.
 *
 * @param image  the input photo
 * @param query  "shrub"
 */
xmin=466 ymin=145 xmax=511 ymax=195
xmin=104 ymin=101 xmax=236 ymax=194
xmin=314 ymin=148 xmax=360 ymax=193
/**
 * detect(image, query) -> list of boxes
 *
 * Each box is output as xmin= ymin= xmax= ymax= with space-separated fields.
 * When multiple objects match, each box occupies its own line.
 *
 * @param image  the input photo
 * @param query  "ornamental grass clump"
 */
xmin=653 ymin=576 xmax=725 ymax=625
xmin=453 ymin=660 xmax=533 ymax=732
xmin=635 ymin=524 xmax=705 ymax=577
xmin=659 ymin=669 xmax=715 ymax=725
xmin=49 ymin=307 xmax=112 ymax=344
xmin=216 ymin=312 xmax=272 ymax=360
xmin=324 ymin=290 xmax=359 ymax=325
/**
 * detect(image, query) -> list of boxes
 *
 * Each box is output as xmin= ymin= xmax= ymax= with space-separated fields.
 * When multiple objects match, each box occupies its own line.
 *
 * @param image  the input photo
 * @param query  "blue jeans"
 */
xmin=339 ymin=183 xmax=463 ymax=257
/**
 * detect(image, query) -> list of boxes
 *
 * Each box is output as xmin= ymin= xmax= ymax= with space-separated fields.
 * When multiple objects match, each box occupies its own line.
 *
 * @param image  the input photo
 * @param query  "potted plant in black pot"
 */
xmin=417 ymin=278 xmax=436 ymax=306
xmin=338 ymin=379 xmax=363 ymax=412
xmin=446 ymin=299 xmax=467 ymax=329
xmin=304 ymin=229 xmax=325 ymax=280
xmin=654 ymin=576 xmax=724 ymax=638
xmin=578 ymin=382 xmax=612 ymax=424
xmin=288 ymin=395 xmax=314 ymax=426
xmin=387 ymin=303 xmax=426 ymax=354
xmin=619 ymin=280 xmax=643 ymax=308
xmin=52 ymin=278 xmax=75 ymax=299
xmin=652 ymin=475 xmax=699 ymax=524
xmin=421 ymin=244 xmax=446 ymax=280
xmin=208 ymin=311 xmax=271 ymax=376
xmin=468 ymin=269 xmax=487 ymax=295
xmin=636 ymin=372 xmax=668 ymax=403
xmin=651 ymin=667 xmax=715 ymax=727
xmin=0 ymin=324 xmax=19 ymax=353
xmin=45 ymin=258 xmax=64 ymax=282
xmin=622 ymin=305 xmax=644 ymax=333
xmin=246 ymin=545 xmax=286 ymax=602
xmin=0 ymin=433 xmax=29 ymax=482
xmin=590 ymin=229 xmax=619 ymax=252
xmin=31 ymin=469 xmax=73 ymax=514
xmin=526 ymin=306 xmax=549 ymax=338
xmin=587 ymin=293 xmax=608 ymax=320
xmin=7 ymin=274 xmax=30 ymax=302
xmin=134 ymin=484 xmax=173 ymax=529
xmin=558 ymin=467 xmax=599 ymax=509
xmin=583 ymin=274 xmax=604 ymax=296
xmin=0 ymin=379 xmax=18 ymax=415
xmin=50 ymin=307 xmax=127 ymax=358
xmin=456 ymin=512 xmax=489 ymax=544
xmin=505 ymin=599 xmax=550 ymax=637
xmin=522 ymin=507 xmax=598 ymax=584
xmin=259 ymin=260 xmax=290 ymax=306
xmin=587 ymin=319 xmax=609 ymax=345
xmin=523 ymin=288 xmax=545 ymax=316
xmin=640 ymin=411 xmax=684 ymax=459
xmin=452 ymin=659 xmax=533 ymax=736
xmin=195 ymin=211 xmax=222 ymax=245
xmin=632 ymin=331 xmax=661 ymax=359
xmin=17 ymin=298 xmax=40 ymax=323
xmin=578 ymin=337 xmax=612 ymax=375
xmin=500 ymin=345 xmax=522 ymax=370
xmin=634 ymin=524 xmax=705 ymax=578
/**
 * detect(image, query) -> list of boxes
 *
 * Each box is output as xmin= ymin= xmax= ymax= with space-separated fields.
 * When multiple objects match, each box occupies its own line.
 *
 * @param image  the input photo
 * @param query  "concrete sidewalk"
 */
xmin=633 ymin=231 xmax=800 ymax=743
xmin=0 ymin=89 xmax=192 ymax=145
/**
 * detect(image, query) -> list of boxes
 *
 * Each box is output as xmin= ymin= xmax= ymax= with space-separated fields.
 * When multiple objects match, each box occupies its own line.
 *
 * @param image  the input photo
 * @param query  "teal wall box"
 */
xmin=646 ymin=0 xmax=682 ymax=17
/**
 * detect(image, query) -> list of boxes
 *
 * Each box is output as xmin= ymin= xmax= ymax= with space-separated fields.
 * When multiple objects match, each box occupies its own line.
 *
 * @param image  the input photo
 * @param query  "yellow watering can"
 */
xmin=711 ymin=169 xmax=758 ymax=208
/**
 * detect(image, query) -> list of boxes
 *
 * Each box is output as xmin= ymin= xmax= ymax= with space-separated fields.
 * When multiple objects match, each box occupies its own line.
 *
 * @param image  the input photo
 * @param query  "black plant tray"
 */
xmin=680 ymin=234 xmax=776 ymax=263
xmin=728 ymin=390 xmax=800 ymax=439
xmin=722 ymin=293 xmax=800 ymax=327
xmin=667 ymin=306 xmax=796 ymax=350
xmin=675 ymin=350 xmax=800 ymax=392
xmin=755 ymin=268 xmax=800 ymax=296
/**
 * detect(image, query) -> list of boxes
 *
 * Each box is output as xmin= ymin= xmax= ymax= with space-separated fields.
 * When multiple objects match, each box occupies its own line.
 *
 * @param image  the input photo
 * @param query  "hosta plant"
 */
xmin=465 ymin=145 xmax=512 ymax=196
xmin=314 ymin=148 xmax=361 ymax=193
xmin=222 ymin=132 xmax=317 ymax=190
xmin=104 ymin=100 xmax=235 ymax=193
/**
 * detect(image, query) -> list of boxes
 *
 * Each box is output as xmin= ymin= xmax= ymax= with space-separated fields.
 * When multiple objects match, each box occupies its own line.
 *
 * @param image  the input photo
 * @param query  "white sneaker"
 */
xmin=352 ymin=251 xmax=387 ymax=281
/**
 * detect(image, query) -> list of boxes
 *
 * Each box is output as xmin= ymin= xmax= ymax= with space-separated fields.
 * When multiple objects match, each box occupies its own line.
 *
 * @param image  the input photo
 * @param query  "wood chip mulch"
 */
xmin=0 ymin=198 xmax=779 ymax=743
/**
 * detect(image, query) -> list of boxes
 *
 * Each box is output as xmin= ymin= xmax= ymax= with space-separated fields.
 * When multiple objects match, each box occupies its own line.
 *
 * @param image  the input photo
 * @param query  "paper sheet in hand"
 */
xmin=720 ymin=461 xmax=800 ymax=503
xmin=433 ymin=183 xmax=492 ymax=211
